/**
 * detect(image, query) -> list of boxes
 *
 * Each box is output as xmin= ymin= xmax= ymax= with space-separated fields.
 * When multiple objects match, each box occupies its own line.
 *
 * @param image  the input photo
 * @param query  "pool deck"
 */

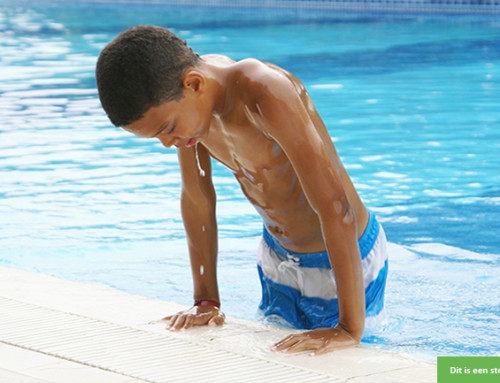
xmin=0 ymin=265 xmax=436 ymax=383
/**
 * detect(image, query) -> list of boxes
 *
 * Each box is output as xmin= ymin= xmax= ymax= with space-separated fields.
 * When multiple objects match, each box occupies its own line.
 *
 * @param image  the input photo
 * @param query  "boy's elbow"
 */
xmin=319 ymin=198 xmax=356 ymax=229
xmin=334 ymin=200 xmax=355 ymax=225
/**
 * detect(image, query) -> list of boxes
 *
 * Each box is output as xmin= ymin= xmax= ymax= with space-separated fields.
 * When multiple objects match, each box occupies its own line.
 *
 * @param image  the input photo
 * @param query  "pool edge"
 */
xmin=0 ymin=265 xmax=436 ymax=382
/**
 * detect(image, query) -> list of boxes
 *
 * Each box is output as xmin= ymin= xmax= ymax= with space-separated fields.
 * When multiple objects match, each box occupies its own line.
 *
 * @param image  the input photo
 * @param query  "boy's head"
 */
xmin=96 ymin=25 xmax=200 ymax=127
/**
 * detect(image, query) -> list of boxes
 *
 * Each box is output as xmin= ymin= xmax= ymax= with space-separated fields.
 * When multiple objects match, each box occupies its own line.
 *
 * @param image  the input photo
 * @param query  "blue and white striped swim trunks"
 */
xmin=257 ymin=211 xmax=388 ymax=329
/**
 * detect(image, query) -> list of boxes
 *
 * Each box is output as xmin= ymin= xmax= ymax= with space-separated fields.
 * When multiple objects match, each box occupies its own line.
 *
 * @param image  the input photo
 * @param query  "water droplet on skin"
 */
xmin=195 ymin=143 xmax=206 ymax=177
xmin=333 ymin=200 xmax=343 ymax=215
xmin=200 ymin=265 xmax=205 ymax=275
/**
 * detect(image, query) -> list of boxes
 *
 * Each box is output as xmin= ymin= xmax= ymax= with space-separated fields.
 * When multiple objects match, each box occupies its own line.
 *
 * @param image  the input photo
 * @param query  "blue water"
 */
xmin=1 ymin=2 xmax=499 ymax=359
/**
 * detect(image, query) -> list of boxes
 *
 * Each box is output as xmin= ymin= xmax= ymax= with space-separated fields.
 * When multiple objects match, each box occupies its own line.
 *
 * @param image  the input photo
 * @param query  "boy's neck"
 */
xmin=199 ymin=58 xmax=233 ymax=116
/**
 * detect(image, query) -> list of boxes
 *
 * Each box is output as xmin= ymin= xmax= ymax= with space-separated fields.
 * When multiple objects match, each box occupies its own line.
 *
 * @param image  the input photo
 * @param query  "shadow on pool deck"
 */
xmin=0 ymin=266 xmax=436 ymax=383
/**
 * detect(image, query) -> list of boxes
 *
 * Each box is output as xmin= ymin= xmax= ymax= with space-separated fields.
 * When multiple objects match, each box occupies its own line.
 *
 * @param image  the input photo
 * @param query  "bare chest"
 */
xmin=204 ymin=114 xmax=276 ymax=172
xmin=201 ymin=114 xmax=322 ymax=251
xmin=202 ymin=115 xmax=298 ymax=204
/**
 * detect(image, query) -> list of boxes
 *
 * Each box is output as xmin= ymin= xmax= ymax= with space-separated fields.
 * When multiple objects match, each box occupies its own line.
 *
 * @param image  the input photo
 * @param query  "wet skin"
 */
xmin=124 ymin=55 xmax=369 ymax=355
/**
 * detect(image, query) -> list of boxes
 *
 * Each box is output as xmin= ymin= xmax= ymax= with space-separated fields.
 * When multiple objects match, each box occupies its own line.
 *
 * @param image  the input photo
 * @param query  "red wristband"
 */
xmin=194 ymin=299 xmax=220 ymax=308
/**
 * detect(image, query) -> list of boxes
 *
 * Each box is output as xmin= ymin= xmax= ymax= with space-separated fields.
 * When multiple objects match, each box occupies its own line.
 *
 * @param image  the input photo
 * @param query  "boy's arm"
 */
xmin=164 ymin=144 xmax=224 ymax=330
xmin=256 ymin=71 xmax=365 ymax=354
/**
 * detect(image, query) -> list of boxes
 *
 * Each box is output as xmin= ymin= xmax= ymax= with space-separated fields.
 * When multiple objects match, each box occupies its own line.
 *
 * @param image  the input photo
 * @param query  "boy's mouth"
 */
xmin=185 ymin=138 xmax=196 ymax=147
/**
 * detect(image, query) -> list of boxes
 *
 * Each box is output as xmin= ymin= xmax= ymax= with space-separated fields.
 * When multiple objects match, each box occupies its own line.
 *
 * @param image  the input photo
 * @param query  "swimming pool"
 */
xmin=1 ymin=1 xmax=499 ymax=359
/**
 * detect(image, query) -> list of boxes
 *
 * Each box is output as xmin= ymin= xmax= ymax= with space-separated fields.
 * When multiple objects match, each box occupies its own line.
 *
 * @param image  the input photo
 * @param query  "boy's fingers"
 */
xmin=309 ymin=341 xmax=333 ymax=356
xmin=170 ymin=314 xmax=187 ymax=331
xmin=162 ymin=307 xmax=225 ymax=331
xmin=271 ymin=335 xmax=299 ymax=351
xmin=163 ymin=315 xmax=176 ymax=328
xmin=272 ymin=333 xmax=333 ymax=354
xmin=272 ymin=334 xmax=294 ymax=347
xmin=281 ymin=339 xmax=308 ymax=353
xmin=310 ymin=340 xmax=355 ymax=356
xmin=286 ymin=336 xmax=324 ymax=353
xmin=182 ymin=314 xmax=195 ymax=330
xmin=207 ymin=313 xmax=225 ymax=327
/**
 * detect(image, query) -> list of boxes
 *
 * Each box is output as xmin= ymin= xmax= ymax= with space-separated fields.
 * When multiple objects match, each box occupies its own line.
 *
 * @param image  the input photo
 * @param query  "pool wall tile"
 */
xmin=16 ymin=0 xmax=500 ymax=14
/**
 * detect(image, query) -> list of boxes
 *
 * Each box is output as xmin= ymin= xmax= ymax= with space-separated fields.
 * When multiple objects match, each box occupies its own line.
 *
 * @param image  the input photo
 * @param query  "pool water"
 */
xmin=1 ymin=1 xmax=499 ymax=358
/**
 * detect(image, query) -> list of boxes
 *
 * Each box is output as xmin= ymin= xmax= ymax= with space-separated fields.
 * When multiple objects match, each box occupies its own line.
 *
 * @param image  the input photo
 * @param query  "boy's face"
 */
xmin=123 ymin=80 xmax=211 ymax=148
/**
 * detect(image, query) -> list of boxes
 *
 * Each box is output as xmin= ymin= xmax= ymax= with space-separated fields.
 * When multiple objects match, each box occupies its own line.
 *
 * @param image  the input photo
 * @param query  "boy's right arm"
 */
xmin=163 ymin=144 xmax=224 ymax=330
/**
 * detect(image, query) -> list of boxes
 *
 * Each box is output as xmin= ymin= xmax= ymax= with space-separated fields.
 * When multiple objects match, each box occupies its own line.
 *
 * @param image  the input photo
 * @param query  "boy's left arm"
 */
xmin=257 ymin=72 xmax=365 ymax=356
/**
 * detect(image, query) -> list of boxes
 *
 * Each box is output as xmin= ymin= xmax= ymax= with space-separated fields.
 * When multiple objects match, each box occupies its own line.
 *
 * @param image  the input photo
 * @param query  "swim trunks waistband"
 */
xmin=262 ymin=210 xmax=380 ymax=268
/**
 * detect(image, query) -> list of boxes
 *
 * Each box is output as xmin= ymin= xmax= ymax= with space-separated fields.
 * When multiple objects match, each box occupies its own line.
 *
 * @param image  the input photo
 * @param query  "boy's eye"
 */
xmin=153 ymin=121 xmax=175 ymax=138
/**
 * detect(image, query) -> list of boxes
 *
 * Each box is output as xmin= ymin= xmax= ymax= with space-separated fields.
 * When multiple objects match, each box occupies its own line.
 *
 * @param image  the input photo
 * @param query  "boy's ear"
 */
xmin=183 ymin=70 xmax=205 ymax=94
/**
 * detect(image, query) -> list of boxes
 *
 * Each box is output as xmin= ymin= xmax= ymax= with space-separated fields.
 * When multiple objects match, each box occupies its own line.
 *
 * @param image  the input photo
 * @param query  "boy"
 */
xmin=96 ymin=25 xmax=388 ymax=356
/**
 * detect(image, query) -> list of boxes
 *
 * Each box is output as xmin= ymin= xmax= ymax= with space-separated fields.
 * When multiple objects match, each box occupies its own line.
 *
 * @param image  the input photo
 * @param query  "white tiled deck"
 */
xmin=0 ymin=266 xmax=436 ymax=383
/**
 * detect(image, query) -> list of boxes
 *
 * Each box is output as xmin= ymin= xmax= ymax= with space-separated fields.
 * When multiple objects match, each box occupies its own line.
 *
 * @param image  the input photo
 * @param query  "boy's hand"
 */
xmin=163 ymin=305 xmax=225 ymax=331
xmin=271 ymin=324 xmax=359 ymax=356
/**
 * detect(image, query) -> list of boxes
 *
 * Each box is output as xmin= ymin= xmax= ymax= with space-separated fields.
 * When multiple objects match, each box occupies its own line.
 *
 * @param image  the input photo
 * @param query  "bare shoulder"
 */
xmin=232 ymin=58 xmax=304 ymax=101
xmin=202 ymin=55 xmax=292 ymax=93
xmin=224 ymin=59 xmax=320 ymax=146
xmin=235 ymin=58 xmax=295 ymax=82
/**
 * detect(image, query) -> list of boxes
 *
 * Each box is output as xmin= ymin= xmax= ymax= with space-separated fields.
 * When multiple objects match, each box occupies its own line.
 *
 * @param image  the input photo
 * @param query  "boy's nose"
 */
xmin=159 ymin=136 xmax=179 ymax=148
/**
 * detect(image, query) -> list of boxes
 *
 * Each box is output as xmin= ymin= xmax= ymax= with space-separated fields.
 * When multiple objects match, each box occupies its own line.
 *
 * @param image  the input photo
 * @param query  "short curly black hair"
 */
xmin=96 ymin=25 xmax=201 ymax=127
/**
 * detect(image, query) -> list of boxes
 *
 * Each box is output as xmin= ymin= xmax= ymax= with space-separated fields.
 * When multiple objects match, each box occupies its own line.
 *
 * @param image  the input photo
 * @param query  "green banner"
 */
xmin=438 ymin=357 xmax=500 ymax=382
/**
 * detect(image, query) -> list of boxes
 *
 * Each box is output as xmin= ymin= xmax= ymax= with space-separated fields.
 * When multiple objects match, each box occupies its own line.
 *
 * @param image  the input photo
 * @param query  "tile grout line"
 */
xmin=0 ymin=340 xmax=152 ymax=383
xmin=0 ymin=363 xmax=55 ymax=383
